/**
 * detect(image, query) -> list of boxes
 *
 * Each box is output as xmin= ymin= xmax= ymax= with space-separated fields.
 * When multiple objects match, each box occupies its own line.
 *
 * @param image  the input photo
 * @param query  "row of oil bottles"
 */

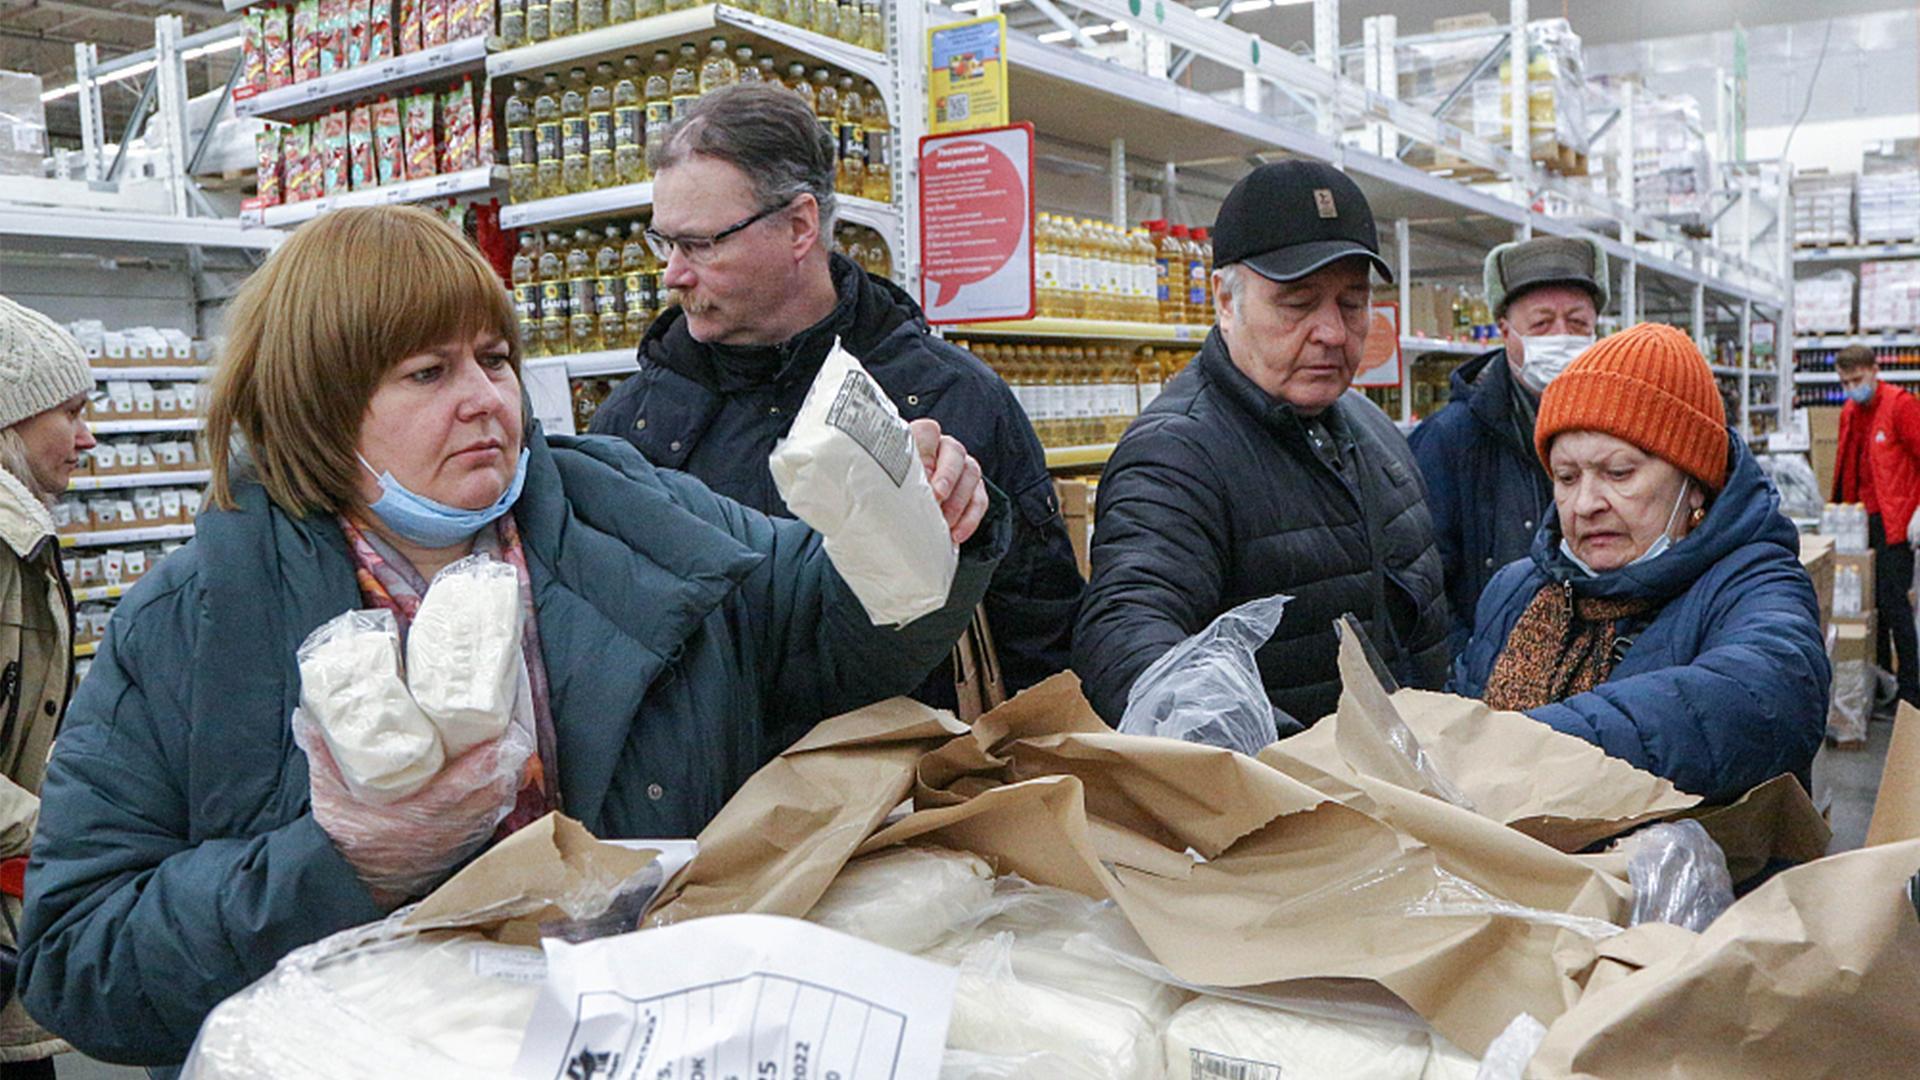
xmin=503 ymin=40 xmax=891 ymax=204
xmin=1034 ymin=214 xmax=1216 ymax=326
xmin=497 ymin=0 xmax=886 ymax=52
xmin=511 ymin=219 xmax=890 ymax=356
xmin=948 ymin=339 xmax=1200 ymax=448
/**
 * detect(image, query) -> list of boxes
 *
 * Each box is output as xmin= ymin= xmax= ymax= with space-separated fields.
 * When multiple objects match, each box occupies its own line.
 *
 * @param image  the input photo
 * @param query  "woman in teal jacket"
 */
xmin=16 ymin=206 xmax=1006 ymax=1072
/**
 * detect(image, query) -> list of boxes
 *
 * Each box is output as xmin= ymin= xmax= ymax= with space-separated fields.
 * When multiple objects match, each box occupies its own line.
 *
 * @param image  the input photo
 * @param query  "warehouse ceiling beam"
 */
xmin=1022 ymin=0 xmax=1099 ymax=51
xmin=1168 ymin=0 xmax=1238 ymax=83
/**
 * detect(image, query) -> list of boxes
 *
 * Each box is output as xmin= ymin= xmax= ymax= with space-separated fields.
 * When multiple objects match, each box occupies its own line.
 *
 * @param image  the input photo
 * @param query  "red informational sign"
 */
xmin=917 ymin=122 xmax=1035 ymax=325
xmin=1353 ymin=301 xmax=1403 ymax=388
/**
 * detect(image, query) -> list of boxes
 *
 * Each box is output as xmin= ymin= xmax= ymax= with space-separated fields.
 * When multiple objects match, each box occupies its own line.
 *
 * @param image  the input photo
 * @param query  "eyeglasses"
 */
xmin=643 ymin=198 xmax=795 ymax=264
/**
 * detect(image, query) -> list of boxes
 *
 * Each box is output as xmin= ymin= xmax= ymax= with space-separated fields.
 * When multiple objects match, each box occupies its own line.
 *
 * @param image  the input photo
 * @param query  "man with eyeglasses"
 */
xmin=590 ymin=83 xmax=1082 ymax=714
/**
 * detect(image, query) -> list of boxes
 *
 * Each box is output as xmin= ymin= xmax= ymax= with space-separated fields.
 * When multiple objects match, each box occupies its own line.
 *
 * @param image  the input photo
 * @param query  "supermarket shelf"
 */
xmin=1794 ymin=242 xmax=1920 ymax=263
xmin=69 ymin=470 xmax=210 ymax=492
xmin=837 ymin=195 xmax=900 ymax=246
xmin=1794 ymin=370 xmax=1920 ymax=384
xmin=502 ymin=181 xmax=654 ymax=231
xmin=554 ymin=350 xmax=641 ymax=378
xmin=1710 ymin=365 xmax=1742 ymax=377
xmin=60 ymin=524 xmax=197 ymax=549
xmin=1795 ymin=333 xmax=1920 ymax=349
xmin=1045 ymin=443 xmax=1116 ymax=469
xmin=488 ymin=5 xmax=887 ymax=91
xmin=233 ymin=36 xmax=489 ymax=122
xmin=946 ymin=318 xmax=1210 ymax=342
xmin=73 ymin=584 xmax=136 ymax=603
xmin=977 ymin=6 xmax=1784 ymax=311
xmin=90 ymin=366 xmax=210 ymax=381
xmin=74 ymin=642 xmax=97 ymax=659
xmin=1748 ymin=404 xmax=1780 ymax=412
xmin=1402 ymin=336 xmax=1494 ymax=356
xmin=0 ymin=206 xmax=282 ymax=252
xmin=86 ymin=418 xmax=204 ymax=435
xmin=243 ymin=166 xmax=506 ymax=229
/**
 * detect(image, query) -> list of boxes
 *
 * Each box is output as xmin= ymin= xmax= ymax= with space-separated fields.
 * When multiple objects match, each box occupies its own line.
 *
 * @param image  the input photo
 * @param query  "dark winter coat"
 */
xmin=1408 ymin=349 xmax=1554 ymax=658
xmin=1450 ymin=431 xmax=1827 ymax=802
xmin=17 ymin=428 xmax=1008 ymax=1073
xmin=1073 ymin=328 xmax=1450 ymax=729
xmin=590 ymin=253 xmax=1081 ymax=708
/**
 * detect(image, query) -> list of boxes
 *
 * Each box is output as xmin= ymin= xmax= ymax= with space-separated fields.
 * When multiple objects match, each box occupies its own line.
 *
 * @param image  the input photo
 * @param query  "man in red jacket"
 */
xmin=1834 ymin=344 xmax=1920 ymax=706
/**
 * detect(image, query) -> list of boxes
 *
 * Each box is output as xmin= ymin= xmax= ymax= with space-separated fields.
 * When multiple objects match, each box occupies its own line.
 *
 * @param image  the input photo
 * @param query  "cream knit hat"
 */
xmin=0 ymin=296 xmax=95 ymax=431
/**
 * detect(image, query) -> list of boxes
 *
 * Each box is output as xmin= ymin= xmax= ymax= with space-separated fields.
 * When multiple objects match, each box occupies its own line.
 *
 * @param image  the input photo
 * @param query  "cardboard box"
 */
xmin=1054 ymin=478 xmax=1092 ymax=580
xmin=1798 ymin=533 xmax=1835 ymax=628
xmin=1834 ymin=620 xmax=1873 ymax=666
xmin=1832 ymin=551 xmax=1875 ymax=623
xmin=1865 ymin=702 xmax=1920 ymax=845
xmin=1808 ymin=405 xmax=1841 ymax=499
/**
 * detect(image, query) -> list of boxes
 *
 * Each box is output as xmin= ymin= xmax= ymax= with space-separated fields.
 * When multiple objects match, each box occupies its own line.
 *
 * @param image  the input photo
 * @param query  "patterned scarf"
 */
xmin=337 ymin=513 xmax=560 ymax=844
xmin=1483 ymin=581 xmax=1658 ymax=712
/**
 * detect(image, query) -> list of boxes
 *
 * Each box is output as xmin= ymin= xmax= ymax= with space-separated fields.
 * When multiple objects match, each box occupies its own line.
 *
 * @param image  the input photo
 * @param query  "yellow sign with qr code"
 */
xmin=928 ymin=14 xmax=1008 ymax=135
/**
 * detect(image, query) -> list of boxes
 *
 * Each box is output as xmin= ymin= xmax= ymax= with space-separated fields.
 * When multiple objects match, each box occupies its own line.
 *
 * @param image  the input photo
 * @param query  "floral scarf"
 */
xmin=337 ymin=513 xmax=560 ymax=843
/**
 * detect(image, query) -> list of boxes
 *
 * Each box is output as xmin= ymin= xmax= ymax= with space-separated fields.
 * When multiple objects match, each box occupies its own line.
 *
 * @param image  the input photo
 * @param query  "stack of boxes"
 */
xmin=1794 ymin=270 xmax=1856 ymax=335
xmin=1857 ymin=144 xmax=1920 ymax=246
xmin=1792 ymin=171 xmax=1856 ymax=248
xmin=1815 ymin=505 xmax=1876 ymax=744
xmin=1383 ymin=18 xmax=1591 ymax=178
xmin=1857 ymin=260 xmax=1920 ymax=332
xmin=1631 ymin=90 xmax=1713 ymax=231
xmin=0 ymin=71 xmax=46 ymax=178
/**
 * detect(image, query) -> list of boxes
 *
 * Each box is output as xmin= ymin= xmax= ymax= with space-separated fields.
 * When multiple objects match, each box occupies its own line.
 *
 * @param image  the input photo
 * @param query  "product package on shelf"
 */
xmin=1858 ymin=144 xmax=1920 ymax=245
xmin=1792 ymin=170 xmax=1855 ymax=248
xmin=346 ymin=0 xmax=370 ymax=68
xmin=292 ymin=0 xmax=321 ymax=83
xmin=1629 ymin=88 xmax=1714 ymax=233
xmin=373 ymin=96 xmax=403 ymax=185
xmin=1377 ymin=18 xmax=1590 ymax=178
xmin=262 ymin=5 xmax=292 ymax=90
xmin=368 ymin=0 xmax=392 ymax=64
xmin=348 ymin=104 xmax=375 ymax=191
xmin=255 ymin=127 xmax=282 ymax=207
xmin=242 ymin=12 xmax=267 ymax=94
xmin=1794 ymin=270 xmax=1856 ymax=335
xmin=397 ymin=0 xmax=423 ymax=56
xmin=403 ymin=91 xmax=437 ymax=182
xmin=422 ymin=0 xmax=448 ymax=49
xmin=1858 ymin=259 xmax=1920 ymax=332
xmin=320 ymin=108 xmax=350 ymax=196
xmin=317 ymin=0 xmax=346 ymax=76
xmin=440 ymin=78 xmax=477 ymax=175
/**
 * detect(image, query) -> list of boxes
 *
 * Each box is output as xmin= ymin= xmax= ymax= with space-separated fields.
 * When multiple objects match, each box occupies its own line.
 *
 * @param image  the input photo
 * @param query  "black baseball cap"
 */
xmin=1212 ymin=160 xmax=1393 ymax=285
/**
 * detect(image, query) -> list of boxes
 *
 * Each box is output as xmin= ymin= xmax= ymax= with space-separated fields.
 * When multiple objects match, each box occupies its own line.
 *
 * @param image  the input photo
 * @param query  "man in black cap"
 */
xmin=1072 ymin=160 xmax=1449 ymax=732
xmin=1409 ymin=237 xmax=1609 ymax=656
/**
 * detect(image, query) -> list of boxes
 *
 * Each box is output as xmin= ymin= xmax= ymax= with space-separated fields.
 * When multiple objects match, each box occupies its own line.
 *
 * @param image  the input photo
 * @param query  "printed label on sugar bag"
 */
xmin=826 ymin=370 xmax=914 ymax=488
xmin=1190 ymin=1050 xmax=1286 ymax=1080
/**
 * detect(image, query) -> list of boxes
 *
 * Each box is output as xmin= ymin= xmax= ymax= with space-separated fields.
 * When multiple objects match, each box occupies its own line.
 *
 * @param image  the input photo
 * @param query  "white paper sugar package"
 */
xmin=768 ymin=338 xmax=958 ymax=626
xmin=805 ymin=846 xmax=996 ymax=954
xmin=1162 ymin=996 xmax=1432 ymax=1080
xmin=296 ymin=609 xmax=445 ymax=804
xmin=407 ymin=556 xmax=524 ymax=756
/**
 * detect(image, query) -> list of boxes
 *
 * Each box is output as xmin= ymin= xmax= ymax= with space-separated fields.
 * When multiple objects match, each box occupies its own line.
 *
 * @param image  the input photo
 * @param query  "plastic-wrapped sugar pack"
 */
xmin=407 ymin=555 xmax=524 ymax=757
xmin=804 ymin=845 xmax=996 ymax=954
xmin=942 ymin=933 xmax=1166 ymax=1080
xmin=1421 ymin=1034 xmax=1484 ymax=1080
xmin=295 ymin=609 xmax=444 ymax=804
xmin=768 ymin=338 xmax=957 ymax=627
xmin=183 ymin=921 xmax=544 ymax=1080
xmin=1162 ymin=996 xmax=1433 ymax=1080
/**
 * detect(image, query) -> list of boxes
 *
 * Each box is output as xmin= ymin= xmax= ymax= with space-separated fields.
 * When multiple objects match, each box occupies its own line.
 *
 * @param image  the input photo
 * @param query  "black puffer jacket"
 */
xmin=590 ymin=254 xmax=1082 ymax=710
xmin=1073 ymin=329 xmax=1450 ymax=728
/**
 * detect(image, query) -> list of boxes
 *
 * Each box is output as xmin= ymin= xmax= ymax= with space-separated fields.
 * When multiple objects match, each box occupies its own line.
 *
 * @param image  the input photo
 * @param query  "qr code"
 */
xmin=942 ymin=93 xmax=972 ymax=124
xmin=1188 ymin=1050 xmax=1284 ymax=1080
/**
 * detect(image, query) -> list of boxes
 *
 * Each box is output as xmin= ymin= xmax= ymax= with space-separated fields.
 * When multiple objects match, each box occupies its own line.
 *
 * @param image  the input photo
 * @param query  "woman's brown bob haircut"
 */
xmin=204 ymin=204 xmax=521 ymax=515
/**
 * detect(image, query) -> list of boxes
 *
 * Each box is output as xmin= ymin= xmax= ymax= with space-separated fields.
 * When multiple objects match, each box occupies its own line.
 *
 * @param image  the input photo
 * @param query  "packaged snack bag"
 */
xmin=447 ymin=0 xmax=472 ymax=41
xmin=367 ymin=0 xmax=392 ymax=61
xmin=317 ymin=0 xmax=345 ymax=75
xmin=321 ymin=108 xmax=350 ymax=195
xmin=422 ymin=0 xmax=447 ymax=47
xmin=373 ymin=96 xmax=403 ymax=184
xmin=282 ymin=121 xmax=311 ymax=201
xmin=255 ymin=126 xmax=283 ymax=206
xmin=347 ymin=0 xmax=370 ymax=67
xmin=242 ymin=12 xmax=266 ymax=93
xmin=292 ymin=0 xmax=321 ymax=83
xmin=404 ymin=92 xmax=438 ymax=180
xmin=477 ymin=77 xmax=494 ymax=167
xmin=349 ymin=104 xmax=375 ymax=189
xmin=262 ymin=5 xmax=292 ymax=89
xmin=441 ymin=78 xmax=476 ymax=173
xmin=397 ymin=0 xmax=422 ymax=54
xmin=469 ymin=0 xmax=492 ymax=39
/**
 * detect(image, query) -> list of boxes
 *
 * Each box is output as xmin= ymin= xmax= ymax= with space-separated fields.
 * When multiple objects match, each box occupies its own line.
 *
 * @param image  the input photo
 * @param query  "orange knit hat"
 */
xmin=1534 ymin=322 xmax=1730 ymax=492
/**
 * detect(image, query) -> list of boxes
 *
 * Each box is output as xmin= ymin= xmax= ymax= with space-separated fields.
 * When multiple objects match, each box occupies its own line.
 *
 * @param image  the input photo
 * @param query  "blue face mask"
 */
xmin=358 ymin=447 xmax=530 ymax=549
xmin=1559 ymin=480 xmax=1693 ymax=578
xmin=1846 ymin=378 xmax=1876 ymax=405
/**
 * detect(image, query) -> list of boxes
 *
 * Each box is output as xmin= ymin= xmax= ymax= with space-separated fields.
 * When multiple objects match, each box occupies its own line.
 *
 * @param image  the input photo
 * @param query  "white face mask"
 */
xmin=1515 ymin=334 xmax=1596 ymax=394
xmin=1559 ymin=479 xmax=1694 ymax=577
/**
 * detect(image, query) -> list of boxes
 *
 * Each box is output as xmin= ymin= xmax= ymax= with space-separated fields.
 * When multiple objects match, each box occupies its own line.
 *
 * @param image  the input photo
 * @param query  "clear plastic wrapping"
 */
xmin=296 ymin=608 xmax=444 ymax=804
xmin=1828 ymin=657 xmax=1872 ymax=744
xmin=1753 ymin=454 xmax=1822 ymax=521
xmin=769 ymin=339 xmax=958 ymax=627
xmin=1163 ymin=995 xmax=1431 ymax=1080
xmin=1372 ymin=19 xmax=1588 ymax=174
xmin=1616 ymin=820 xmax=1734 ymax=933
xmin=408 ymin=555 xmax=523 ymax=757
xmin=805 ymin=845 xmax=995 ymax=954
xmin=1471 ymin=1013 xmax=1546 ymax=1080
xmin=1118 ymin=594 xmax=1299 ymax=755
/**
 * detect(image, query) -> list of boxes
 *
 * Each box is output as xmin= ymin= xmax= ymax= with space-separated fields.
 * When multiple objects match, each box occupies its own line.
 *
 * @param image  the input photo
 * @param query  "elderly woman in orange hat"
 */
xmin=1450 ymin=322 xmax=1827 ymax=802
